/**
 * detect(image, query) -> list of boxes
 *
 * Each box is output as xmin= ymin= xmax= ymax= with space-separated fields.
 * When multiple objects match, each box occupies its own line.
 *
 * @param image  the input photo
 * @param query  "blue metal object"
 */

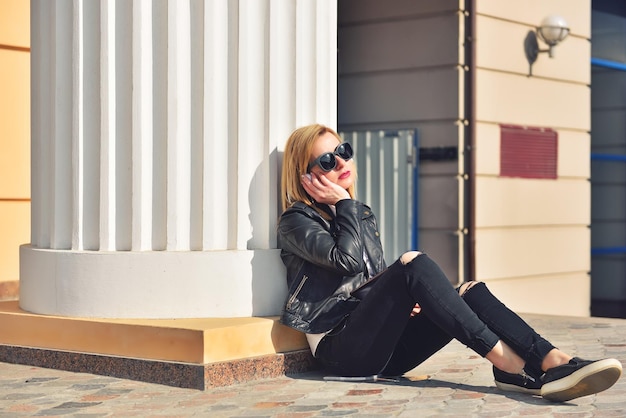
xmin=412 ymin=129 xmax=419 ymax=251
xmin=591 ymin=57 xmax=626 ymax=72
xmin=591 ymin=153 xmax=626 ymax=162
xmin=592 ymin=247 xmax=626 ymax=256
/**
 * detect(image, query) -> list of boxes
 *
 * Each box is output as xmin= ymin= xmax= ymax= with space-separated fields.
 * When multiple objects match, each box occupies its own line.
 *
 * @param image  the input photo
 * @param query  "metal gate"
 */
xmin=339 ymin=129 xmax=419 ymax=263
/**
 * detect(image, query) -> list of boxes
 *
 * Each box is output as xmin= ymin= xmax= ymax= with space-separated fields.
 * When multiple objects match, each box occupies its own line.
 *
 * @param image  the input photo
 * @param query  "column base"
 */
xmin=19 ymin=245 xmax=287 ymax=318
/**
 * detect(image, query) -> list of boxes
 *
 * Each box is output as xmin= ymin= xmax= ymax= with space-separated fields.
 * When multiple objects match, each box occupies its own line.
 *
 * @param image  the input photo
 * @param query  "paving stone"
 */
xmin=1 ymin=314 xmax=626 ymax=417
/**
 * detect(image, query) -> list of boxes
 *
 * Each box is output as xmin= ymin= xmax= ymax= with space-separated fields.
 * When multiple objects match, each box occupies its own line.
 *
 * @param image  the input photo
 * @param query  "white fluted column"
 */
xmin=21 ymin=0 xmax=337 ymax=318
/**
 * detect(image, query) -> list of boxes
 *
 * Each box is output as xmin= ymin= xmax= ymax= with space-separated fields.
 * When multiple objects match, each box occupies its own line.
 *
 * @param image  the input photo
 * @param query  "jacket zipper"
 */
xmin=287 ymin=275 xmax=308 ymax=309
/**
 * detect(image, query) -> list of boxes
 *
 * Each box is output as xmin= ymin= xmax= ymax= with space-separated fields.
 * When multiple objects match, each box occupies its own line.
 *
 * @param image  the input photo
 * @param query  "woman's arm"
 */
xmin=277 ymin=200 xmax=367 ymax=276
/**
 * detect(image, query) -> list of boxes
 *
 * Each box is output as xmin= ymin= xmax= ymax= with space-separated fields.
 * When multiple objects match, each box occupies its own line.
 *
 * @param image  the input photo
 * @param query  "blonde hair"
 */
xmin=281 ymin=124 xmax=356 ymax=213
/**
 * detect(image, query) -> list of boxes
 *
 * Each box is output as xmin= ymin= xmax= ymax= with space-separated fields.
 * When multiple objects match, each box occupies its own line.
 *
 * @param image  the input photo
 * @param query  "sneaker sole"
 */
xmin=494 ymin=380 xmax=541 ymax=395
xmin=541 ymin=358 xmax=623 ymax=402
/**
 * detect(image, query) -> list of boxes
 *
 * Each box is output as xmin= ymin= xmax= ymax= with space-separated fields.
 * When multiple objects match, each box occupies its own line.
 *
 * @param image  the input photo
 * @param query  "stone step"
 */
xmin=0 ymin=300 xmax=313 ymax=389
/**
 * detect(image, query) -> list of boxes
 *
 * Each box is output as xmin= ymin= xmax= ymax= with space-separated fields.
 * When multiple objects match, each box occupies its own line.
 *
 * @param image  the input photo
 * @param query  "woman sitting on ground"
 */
xmin=276 ymin=123 xmax=622 ymax=402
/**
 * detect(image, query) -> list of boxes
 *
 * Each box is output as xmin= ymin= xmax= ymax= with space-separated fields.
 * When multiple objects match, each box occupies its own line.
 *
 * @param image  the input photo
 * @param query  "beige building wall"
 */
xmin=473 ymin=0 xmax=591 ymax=316
xmin=338 ymin=0 xmax=592 ymax=316
xmin=0 ymin=0 xmax=30 ymax=300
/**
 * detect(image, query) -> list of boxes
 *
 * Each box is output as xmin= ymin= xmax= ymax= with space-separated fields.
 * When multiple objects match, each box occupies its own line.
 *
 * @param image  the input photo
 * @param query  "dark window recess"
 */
xmin=419 ymin=146 xmax=457 ymax=162
xmin=500 ymin=124 xmax=557 ymax=179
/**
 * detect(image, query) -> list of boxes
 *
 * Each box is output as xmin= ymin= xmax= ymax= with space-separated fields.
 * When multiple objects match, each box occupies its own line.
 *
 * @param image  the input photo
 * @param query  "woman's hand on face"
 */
xmin=301 ymin=172 xmax=351 ymax=205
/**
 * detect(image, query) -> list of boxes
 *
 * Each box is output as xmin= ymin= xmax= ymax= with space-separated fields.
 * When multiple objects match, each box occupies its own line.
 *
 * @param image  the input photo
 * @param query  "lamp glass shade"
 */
xmin=537 ymin=15 xmax=570 ymax=45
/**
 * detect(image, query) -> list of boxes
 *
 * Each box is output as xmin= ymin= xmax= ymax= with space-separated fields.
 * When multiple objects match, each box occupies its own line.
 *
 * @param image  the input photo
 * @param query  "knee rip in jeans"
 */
xmin=458 ymin=281 xmax=480 ymax=297
xmin=400 ymin=251 xmax=423 ymax=265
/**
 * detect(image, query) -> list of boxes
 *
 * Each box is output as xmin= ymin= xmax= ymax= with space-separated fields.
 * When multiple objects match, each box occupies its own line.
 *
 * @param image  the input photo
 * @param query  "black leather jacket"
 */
xmin=277 ymin=199 xmax=386 ymax=333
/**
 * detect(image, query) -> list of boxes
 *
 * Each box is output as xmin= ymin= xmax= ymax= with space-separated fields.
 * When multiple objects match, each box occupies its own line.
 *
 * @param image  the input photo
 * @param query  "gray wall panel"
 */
xmin=418 ymin=230 xmax=459 ymax=284
xmin=339 ymin=0 xmax=460 ymax=24
xmin=592 ymin=223 xmax=626 ymax=247
xmin=591 ymin=110 xmax=626 ymax=148
xmin=419 ymin=176 xmax=459 ymax=229
xmin=591 ymin=71 xmax=626 ymax=108
xmin=338 ymin=15 xmax=459 ymax=74
xmin=592 ymin=184 xmax=626 ymax=221
xmin=338 ymin=69 xmax=460 ymax=126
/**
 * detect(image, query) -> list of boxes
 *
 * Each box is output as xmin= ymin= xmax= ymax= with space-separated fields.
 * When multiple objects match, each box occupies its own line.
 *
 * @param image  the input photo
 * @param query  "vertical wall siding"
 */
xmin=337 ymin=0 xmax=463 ymax=282
xmin=337 ymin=0 xmax=594 ymax=307
xmin=473 ymin=0 xmax=591 ymax=315
xmin=30 ymin=0 xmax=337 ymax=253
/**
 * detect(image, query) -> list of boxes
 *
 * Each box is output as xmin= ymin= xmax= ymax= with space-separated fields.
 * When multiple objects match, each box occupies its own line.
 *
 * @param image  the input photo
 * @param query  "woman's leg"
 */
xmin=316 ymin=252 xmax=502 ymax=377
xmin=459 ymin=281 xmax=623 ymax=401
xmin=380 ymin=312 xmax=453 ymax=376
xmin=316 ymin=252 xmax=621 ymax=401
xmin=315 ymin=258 xmax=444 ymax=377
xmin=459 ymin=282 xmax=559 ymax=377
xmin=396 ymin=253 xmax=502 ymax=358
xmin=391 ymin=252 xmax=542 ymax=376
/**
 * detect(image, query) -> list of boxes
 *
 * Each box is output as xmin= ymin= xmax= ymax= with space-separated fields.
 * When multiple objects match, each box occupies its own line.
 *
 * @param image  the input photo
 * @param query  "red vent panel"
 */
xmin=500 ymin=124 xmax=557 ymax=179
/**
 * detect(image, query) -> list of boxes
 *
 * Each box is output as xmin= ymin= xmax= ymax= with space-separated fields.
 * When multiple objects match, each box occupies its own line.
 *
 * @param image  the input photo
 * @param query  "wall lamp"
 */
xmin=524 ymin=15 xmax=570 ymax=76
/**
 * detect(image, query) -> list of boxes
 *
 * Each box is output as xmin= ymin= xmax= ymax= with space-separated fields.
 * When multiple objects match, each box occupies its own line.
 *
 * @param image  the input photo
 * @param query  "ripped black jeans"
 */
xmin=315 ymin=254 xmax=555 ymax=378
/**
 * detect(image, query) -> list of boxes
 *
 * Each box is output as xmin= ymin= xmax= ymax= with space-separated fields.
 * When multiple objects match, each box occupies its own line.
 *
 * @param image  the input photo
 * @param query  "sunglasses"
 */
xmin=307 ymin=142 xmax=354 ymax=172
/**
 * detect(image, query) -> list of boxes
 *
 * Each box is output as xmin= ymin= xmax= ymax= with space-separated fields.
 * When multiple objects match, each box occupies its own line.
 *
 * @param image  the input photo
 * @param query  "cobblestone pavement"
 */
xmin=1 ymin=314 xmax=626 ymax=417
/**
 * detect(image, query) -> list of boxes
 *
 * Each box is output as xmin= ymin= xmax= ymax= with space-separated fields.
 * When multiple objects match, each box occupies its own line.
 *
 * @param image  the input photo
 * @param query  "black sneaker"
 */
xmin=493 ymin=366 xmax=542 ymax=395
xmin=541 ymin=357 xmax=622 ymax=402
